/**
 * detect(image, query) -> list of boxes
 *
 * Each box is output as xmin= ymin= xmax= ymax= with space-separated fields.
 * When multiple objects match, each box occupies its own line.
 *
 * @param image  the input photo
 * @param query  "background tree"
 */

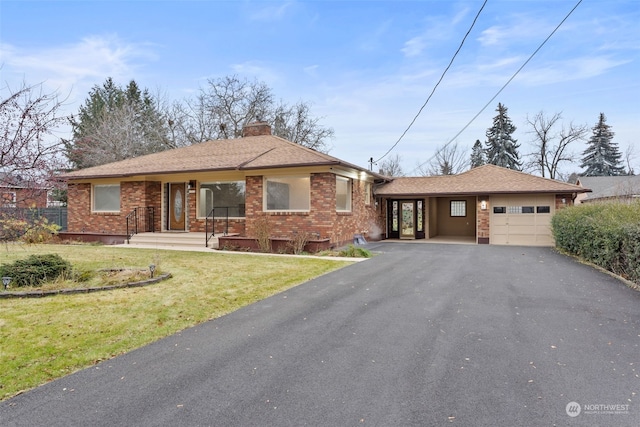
xmin=485 ymin=103 xmax=521 ymax=170
xmin=1 ymin=81 xmax=67 ymax=203
xmin=166 ymin=75 xmax=334 ymax=152
xmin=378 ymin=154 xmax=405 ymax=177
xmin=580 ymin=113 xmax=625 ymax=176
xmin=419 ymin=141 xmax=468 ymax=176
xmin=470 ymin=139 xmax=485 ymax=168
xmin=525 ymin=111 xmax=588 ymax=180
xmin=65 ymin=78 xmax=171 ymax=169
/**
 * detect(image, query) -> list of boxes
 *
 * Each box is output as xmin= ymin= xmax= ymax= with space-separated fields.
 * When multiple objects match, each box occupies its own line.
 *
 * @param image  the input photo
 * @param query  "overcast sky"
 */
xmin=1 ymin=0 xmax=638 ymax=176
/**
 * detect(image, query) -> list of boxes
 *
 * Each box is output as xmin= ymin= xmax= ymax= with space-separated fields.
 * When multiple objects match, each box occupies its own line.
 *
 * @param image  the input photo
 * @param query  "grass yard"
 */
xmin=0 ymin=244 xmax=352 ymax=401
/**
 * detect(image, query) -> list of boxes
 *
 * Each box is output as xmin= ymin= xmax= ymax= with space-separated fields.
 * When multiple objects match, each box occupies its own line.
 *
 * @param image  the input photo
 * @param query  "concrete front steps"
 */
xmin=125 ymin=232 xmax=218 ymax=250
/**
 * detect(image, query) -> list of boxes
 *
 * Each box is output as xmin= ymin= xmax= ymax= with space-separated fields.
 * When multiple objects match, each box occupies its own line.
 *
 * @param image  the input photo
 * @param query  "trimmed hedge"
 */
xmin=551 ymin=202 xmax=640 ymax=284
xmin=0 ymin=254 xmax=72 ymax=288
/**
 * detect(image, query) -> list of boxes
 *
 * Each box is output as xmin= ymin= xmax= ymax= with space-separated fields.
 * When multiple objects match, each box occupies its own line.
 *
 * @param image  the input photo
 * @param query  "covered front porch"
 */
xmin=382 ymin=196 xmax=480 ymax=243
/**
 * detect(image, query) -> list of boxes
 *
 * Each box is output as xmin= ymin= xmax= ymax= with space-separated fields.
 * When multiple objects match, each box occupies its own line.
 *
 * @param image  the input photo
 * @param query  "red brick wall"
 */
xmin=477 ymin=196 xmax=489 ymax=242
xmin=244 ymin=173 xmax=378 ymax=246
xmin=67 ymin=181 xmax=161 ymax=234
xmin=555 ymin=194 xmax=573 ymax=210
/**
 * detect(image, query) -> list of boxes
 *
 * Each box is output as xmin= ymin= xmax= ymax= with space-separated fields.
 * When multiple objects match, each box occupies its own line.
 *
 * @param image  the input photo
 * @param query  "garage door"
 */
xmin=490 ymin=195 xmax=555 ymax=246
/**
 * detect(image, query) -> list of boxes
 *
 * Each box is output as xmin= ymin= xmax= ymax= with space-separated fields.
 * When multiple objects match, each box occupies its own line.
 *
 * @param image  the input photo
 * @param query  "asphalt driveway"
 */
xmin=1 ymin=243 xmax=639 ymax=426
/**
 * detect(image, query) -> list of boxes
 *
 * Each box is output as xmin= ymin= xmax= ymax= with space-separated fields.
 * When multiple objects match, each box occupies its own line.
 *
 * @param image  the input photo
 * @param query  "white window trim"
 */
xmin=2 ymin=191 xmax=17 ymax=208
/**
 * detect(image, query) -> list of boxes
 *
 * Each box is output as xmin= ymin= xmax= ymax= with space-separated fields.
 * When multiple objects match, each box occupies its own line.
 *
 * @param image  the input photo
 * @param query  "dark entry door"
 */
xmin=168 ymin=183 xmax=186 ymax=231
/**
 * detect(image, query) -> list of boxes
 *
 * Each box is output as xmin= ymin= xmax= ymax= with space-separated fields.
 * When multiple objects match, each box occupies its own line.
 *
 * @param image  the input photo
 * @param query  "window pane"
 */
xmin=493 ymin=206 xmax=506 ymax=214
xmin=537 ymin=206 xmax=550 ymax=213
xmin=336 ymin=176 xmax=351 ymax=211
xmin=94 ymin=184 xmax=120 ymax=211
xmin=450 ymin=200 xmax=466 ymax=217
xmin=199 ymin=181 xmax=245 ymax=217
xmin=265 ymin=176 xmax=310 ymax=211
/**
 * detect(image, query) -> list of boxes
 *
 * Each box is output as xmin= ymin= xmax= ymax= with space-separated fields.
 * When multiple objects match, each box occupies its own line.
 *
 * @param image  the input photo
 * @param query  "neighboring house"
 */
xmin=575 ymin=176 xmax=640 ymax=204
xmin=61 ymin=123 xmax=589 ymax=248
xmin=61 ymin=122 xmax=383 ymax=246
xmin=375 ymin=165 xmax=589 ymax=246
xmin=0 ymin=173 xmax=49 ymax=209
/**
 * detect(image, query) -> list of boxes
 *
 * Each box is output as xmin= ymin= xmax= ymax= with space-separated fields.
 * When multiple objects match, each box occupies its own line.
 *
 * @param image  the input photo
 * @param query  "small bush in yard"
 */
xmin=0 ymin=253 xmax=72 ymax=287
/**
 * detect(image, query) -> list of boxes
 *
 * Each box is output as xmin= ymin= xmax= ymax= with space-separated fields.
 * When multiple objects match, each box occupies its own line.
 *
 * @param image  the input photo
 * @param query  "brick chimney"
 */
xmin=242 ymin=122 xmax=272 ymax=137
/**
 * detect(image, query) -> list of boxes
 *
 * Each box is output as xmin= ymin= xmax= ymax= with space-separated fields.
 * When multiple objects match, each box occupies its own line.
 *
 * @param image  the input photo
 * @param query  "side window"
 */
xmin=336 ymin=176 xmax=352 ymax=211
xmin=450 ymin=200 xmax=466 ymax=217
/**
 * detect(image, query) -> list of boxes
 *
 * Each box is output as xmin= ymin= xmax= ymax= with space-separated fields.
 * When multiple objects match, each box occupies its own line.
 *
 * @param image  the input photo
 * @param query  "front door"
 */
xmin=400 ymin=201 xmax=415 ymax=239
xmin=168 ymin=183 xmax=186 ymax=231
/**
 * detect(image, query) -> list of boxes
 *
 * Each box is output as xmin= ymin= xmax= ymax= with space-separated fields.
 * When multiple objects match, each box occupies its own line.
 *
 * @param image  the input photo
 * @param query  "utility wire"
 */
xmin=409 ymin=0 xmax=583 ymax=175
xmin=373 ymin=0 xmax=488 ymax=165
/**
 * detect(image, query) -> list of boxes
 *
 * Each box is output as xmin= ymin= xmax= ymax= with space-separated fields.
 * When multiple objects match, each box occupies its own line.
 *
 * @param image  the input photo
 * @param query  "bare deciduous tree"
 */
xmin=166 ymin=75 xmax=334 ymax=152
xmin=418 ymin=141 xmax=468 ymax=176
xmin=1 ymin=82 xmax=67 ymax=202
xmin=526 ymin=111 xmax=588 ymax=180
xmin=378 ymin=154 xmax=405 ymax=177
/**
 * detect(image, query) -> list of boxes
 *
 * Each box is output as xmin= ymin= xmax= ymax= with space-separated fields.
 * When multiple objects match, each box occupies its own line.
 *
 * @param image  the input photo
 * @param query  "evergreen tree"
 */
xmin=485 ymin=103 xmax=521 ymax=170
xmin=470 ymin=139 xmax=485 ymax=168
xmin=579 ymin=113 xmax=625 ymax=176
xmin=64 ymin=78 xmax=170 ymax=169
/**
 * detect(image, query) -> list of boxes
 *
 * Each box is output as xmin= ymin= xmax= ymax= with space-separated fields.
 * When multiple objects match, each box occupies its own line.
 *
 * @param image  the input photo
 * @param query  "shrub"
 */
xmin=338 ymin=244 xmax=372 ymax=258
xmin=22 ymin=217 xmax=61 ymax=244
xmin=254 ymin=215 xmax=272 ymax=253
xmin=287 ymin=231 xmax=311 ymax=255
xmin=0 ymin=253 xmax=72 ymax=288
xmin=552 ymin=202 xmax=640 ymax=284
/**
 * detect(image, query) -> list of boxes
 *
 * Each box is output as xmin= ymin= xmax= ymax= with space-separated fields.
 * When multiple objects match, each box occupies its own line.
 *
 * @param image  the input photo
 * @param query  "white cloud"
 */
xmin=0 ymin=35 xmax=156 ymax=101
xmin=247 ymin=1 xmax=296 ymax=22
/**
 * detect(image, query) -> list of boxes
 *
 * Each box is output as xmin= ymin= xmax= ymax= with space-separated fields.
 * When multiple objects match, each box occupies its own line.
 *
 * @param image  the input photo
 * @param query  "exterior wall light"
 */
xmin=481 ymin=200 xmax=487 ymax=210
xmin=149 ymin=264 xmax=156 ymax=278
xmin=2 ymin=276 xmax=11 ymax=290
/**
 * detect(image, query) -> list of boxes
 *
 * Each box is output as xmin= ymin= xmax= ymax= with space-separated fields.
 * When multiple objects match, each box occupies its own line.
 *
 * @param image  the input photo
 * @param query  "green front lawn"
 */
xmin=0 ymin=244 xmax=351 ymax=400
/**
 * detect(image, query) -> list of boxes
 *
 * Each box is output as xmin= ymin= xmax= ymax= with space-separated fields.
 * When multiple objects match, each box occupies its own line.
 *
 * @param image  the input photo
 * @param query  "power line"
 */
xmin=409 ymin=0 xmax=583 ymax=175
xmin=373 ymin=0 xmax=488 ymax=165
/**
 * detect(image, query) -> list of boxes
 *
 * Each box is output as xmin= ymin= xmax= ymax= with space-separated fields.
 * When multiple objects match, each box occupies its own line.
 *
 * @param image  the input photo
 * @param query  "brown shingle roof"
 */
xmin=375 ymin=164 xmax=589 ymax=196
xmin=62 ymin=135 xmax=380 ymax=180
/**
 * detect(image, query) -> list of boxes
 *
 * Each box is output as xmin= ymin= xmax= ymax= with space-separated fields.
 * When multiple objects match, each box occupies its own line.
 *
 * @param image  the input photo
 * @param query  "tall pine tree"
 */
xmin=64 ymin=78 xmax=170 ymax=169
xmin=470 ymin=139 xmax=485 ymax=168
xmin=580 ymin=113 xmax=625 ymax=176
xmin=485 ymin=103 xmax=521 ymax=170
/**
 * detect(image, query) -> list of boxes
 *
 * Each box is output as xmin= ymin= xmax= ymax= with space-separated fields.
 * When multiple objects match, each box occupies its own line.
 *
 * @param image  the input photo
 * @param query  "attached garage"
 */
xmin=490 ymin=195 xmax=555 ymax=246
xmin=375 ymin=165 xmax=590 ymax=247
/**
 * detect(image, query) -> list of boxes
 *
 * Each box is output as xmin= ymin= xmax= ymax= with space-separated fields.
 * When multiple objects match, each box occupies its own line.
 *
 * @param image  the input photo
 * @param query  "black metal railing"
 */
xmin=126 ymin=207 xmax=155 ymax=243
xmin=205 ymin=207 xmax=230 ymax=247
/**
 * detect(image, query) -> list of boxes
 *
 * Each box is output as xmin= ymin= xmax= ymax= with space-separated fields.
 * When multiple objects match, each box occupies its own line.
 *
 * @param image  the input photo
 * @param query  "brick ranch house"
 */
xmin=61 ymin=122 xmax=589 ymax=248
xmin=61 ymin=122 xmax=384 ymax=248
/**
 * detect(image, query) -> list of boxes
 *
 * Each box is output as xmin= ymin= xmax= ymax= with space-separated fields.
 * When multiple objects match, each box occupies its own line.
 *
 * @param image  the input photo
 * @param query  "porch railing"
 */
xmin=126 ymin=207 xmax=155 ymax=243
xmin=205 ymin=207 xmax=229 ymax=247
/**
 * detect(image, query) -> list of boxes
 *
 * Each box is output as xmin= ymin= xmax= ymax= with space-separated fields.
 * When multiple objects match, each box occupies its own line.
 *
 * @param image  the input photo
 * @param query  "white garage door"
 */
xmin=490 ymin=195 xmax=555 ymax=246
